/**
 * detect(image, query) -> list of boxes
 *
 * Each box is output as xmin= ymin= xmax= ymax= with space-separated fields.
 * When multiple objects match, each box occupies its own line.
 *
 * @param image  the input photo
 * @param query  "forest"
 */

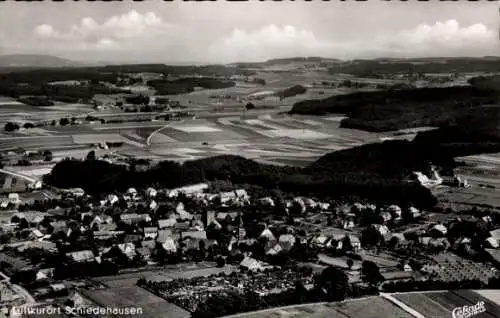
xmin=45 ymin=138 xmax=455 ymax=209
xmin=147 ymin=77 xmax=236 ymax=95
xmin=289 ymin=85 xmax=500 ymax=132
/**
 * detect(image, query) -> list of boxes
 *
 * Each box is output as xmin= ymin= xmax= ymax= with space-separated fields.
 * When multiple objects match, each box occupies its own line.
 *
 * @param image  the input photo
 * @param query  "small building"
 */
xmin=145 ymin=187 xmax=157 ymax=198
xmin=143 ymin=227 xmax=158 ymax=239
xmin=158 ymin=218 xmax=177 ymax=229
xmin=66 ymin=250 xmax=95 ymax=263
xmin=118 ymin=243 xmax=136 ymax=259
xmin=240 ymin=256 xmax=264 ymax=272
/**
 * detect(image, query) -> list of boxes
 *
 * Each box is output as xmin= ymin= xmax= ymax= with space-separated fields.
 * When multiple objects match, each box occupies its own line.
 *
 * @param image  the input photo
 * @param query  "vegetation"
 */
xmin=147 ymin=77 xmax=236 ymax=95
xmin=18 ymin=96 xmax=54 ymax=106
xmin=277 ymin=85 xmax=307 ymax=99
xmin=290 ymin=86 xmax=500 ymax=132
xmin=329 ymin=58 xmax=500 ymax=76
xmin=45 ymin=138 xmax=448 ymax=208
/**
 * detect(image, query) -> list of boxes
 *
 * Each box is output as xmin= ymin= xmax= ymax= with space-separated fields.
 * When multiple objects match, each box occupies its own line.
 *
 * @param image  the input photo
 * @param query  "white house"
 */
xmin=8 ymin=193 xmax=20 ymax=205
xmin=145 ymin=187 xmax=157 ymax=198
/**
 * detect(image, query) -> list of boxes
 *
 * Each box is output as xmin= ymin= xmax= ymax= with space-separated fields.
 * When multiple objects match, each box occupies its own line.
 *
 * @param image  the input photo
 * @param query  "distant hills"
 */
xmin=0 ymin=54 xmax=83 ymax=68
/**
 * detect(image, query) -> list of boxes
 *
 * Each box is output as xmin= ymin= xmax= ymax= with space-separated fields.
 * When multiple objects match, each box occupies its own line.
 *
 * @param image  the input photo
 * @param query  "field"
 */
xmin=227 ymin=296 xmax=414 ymax=318
xmin=80 ymin=286 xmax=190 ymax=318
xmin=232 ymin=290 xmax=500 ymax=318
xmin=95 ymin=263 xmax=236 ymax=288
xmin=431 ymin=153 xmax=500 ymax=210
xmin=393 ymin=290 xmax=500 ymax=318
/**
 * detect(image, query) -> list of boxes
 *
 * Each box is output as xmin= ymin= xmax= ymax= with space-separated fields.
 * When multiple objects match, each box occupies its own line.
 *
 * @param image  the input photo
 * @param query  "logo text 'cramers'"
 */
xmin=452 ymin=301 xmax=486 ymax=318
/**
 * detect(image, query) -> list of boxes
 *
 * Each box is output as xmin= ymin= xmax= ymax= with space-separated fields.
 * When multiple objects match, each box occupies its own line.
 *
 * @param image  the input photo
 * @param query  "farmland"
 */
xmin=79 ymin=286 xmax=190 ymax=318
xmin=229 ymin=290 xmax=500 ymax=318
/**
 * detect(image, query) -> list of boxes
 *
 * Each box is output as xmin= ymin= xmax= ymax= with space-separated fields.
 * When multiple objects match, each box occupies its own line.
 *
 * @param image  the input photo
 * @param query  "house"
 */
xmin=176 ymin=203 xmax=193 ymax=220
xmin=149 ymin=200 xmax=158 ymax=211
xmin=124 ymin=234 xmax=143 ymax=243
xmin=266 ymin=243 xmax=283 ymax=255
xmin=50 ymin=221 xmax=68 ymax=233
xmin=373 ymin=224 xmax=390 ymax=236
xmin=168 ymin=183 xmax=209 ymax=197
xmin=409 ymin=206 xmax=422 ymax=218
xmin=36 ymin=268 xmax=54 ymax=281
xmin=158 ymin=218 xmax=177 ymax=229
xmin=157 ymin=229 xmax=173 ymax=243
xmin=429 ymin=224 xmax=448 ymax=237
xmin=8 ymin=193 xmax=20 ymax=205
xmin=259 ymin=228 xmax=277 ymax=242
xmin=143 ymin=227 xmax=158 ymax=239
xmin=486 ymin=237 xmax=499 ymax=249
xmin=30 ymin=229 xmax=44 ymax=240
xmin=240 ymin=256 xmax=264 ymax=271
xmin=278 ymin=234 xmax=295 ymax=251
xmin=145 ymin=187 xmax=157 ymax=198
xmin=161 ymin=238 xmax=178 ymax=253
xmin=259 ymin=197 xmax=275 ymax=207
xmin=181 ymin=230 xmax=207 ymax=240
xmin=93 ymin=230 xmax=124 ymax=240
xmin=66 ymin=250 xmax=95 ymax=263
xmin=120 ymin=213 xmax=151 ymax=225
xmin=349 ymin=235 xmax=361 ymax=250
xmin=118 ymin=243 xmax=136 ymax=259
xmin=136 ymin=247 xmax=152 ymax=260
xmin=106 ymin=194 xmax=119 ymax=205
xmin=387 ymin=205 xmax=402 ymax=218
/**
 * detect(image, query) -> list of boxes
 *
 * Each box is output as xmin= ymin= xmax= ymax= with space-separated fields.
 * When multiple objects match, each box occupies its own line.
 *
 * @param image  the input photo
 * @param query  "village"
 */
xmin=0 ymin=164 xmax=500 ymax=316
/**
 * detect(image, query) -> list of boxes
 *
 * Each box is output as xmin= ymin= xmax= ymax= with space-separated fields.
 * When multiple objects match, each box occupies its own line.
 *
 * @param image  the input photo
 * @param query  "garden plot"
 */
xmin=260 ymin=129 xmax=332 ymax=140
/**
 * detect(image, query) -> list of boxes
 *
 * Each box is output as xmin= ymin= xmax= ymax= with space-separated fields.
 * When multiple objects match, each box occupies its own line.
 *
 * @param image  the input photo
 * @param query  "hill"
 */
xmin=44 ymin=139 xmax=446 ymax=208
xmin=0 ymin=54 xmax=82 ymax=68
xmin=289 ymin=86 xmax=500 ymax=132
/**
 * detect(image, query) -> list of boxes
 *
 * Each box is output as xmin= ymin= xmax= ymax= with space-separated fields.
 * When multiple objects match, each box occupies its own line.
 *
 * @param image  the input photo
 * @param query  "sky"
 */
xmin=0 ymin=1 xmax=498 ymax=64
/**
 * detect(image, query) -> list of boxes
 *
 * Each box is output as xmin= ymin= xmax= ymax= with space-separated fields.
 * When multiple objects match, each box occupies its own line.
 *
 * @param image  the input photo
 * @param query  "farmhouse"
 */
xmin=66 ymin=250 xmax=95 ymax=263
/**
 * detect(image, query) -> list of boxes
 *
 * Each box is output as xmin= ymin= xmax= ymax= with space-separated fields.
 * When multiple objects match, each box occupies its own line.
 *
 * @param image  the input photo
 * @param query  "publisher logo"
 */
xmin=452 ymin=301 xmax=486 ymax=318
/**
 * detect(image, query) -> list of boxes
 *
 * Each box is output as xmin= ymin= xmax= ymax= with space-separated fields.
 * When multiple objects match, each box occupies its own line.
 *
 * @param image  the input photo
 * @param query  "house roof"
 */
xmin=162 ymin=238 xmax=177 ymax=252
xmin=66 ymin=250 xmax=94 ymax=262
xmin=259 ymin=228 xmax=276 ymax=241
xmin=182 ymin=230 xmax=207 ymax=240
xmin=158 ymin=218 xmax=177 ymax=228
xmin=240 ymin=256 xmax=262 ymax=270
xmin=266 ymin=243 xmax=283 ymax=255
xmin=157 ymin=229 xmax=173 ymax=242
xmin=490 ymin=229 xmax=500 ymax=240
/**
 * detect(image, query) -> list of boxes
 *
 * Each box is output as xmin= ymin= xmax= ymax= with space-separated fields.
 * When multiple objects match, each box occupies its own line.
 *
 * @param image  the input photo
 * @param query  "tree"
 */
xmin=23 ymin=122 xmax=35 ymax=129
xmin=347 ymin=259 xmax=354 ymax=270
xmin=246 ymin=102 xmax=255 ymax=110
xmin=314 ymin=266 xmax=349 ymax=301
xmin=216 ymin=257 xmax=225 ymax=268
xmin=86 ymin=150 xmax=96 ymax=161
xmin=342 ymin=235 xmax=353 ymax=253
xmin=59 ymin=118 xmax=70 ymax=126
xmin=361 ymin=260 xmax=384 ymax=286
xmin=4 ymin=122 xmax=19 ymax=132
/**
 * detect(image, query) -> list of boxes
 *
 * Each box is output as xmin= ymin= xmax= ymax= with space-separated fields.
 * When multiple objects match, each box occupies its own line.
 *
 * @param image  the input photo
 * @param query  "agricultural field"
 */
xmin=96 ymin=263 xmax=235 ymax=288
xmin=228 ymin=296 xmax=414 ymax=318
xmin=80 ymin=286 xmax=190 ymax=318
xmin=393 ymin=290 xmax=500 ymax=318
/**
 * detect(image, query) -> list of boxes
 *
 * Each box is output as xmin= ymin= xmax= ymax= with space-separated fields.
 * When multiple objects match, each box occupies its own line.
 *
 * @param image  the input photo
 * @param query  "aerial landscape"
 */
xmin=0 ymin=1 xmax=500 ymax=318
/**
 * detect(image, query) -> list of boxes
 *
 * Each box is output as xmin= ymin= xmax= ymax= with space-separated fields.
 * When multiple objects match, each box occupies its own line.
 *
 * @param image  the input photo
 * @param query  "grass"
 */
xmin=332 ymin=297 xmax=415 ymax=318
xmin=81 ymin=286 xmax=190 ymax=318
xmin=393 ymin=292 xmax=451 ymax=318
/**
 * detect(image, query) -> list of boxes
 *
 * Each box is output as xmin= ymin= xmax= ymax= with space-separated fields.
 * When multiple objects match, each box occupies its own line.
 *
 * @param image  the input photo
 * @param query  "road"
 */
xmin=146 ymin=120 xmax=185 ymax=147
xmin=0 ymin=168 xmax=37 ymax=183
